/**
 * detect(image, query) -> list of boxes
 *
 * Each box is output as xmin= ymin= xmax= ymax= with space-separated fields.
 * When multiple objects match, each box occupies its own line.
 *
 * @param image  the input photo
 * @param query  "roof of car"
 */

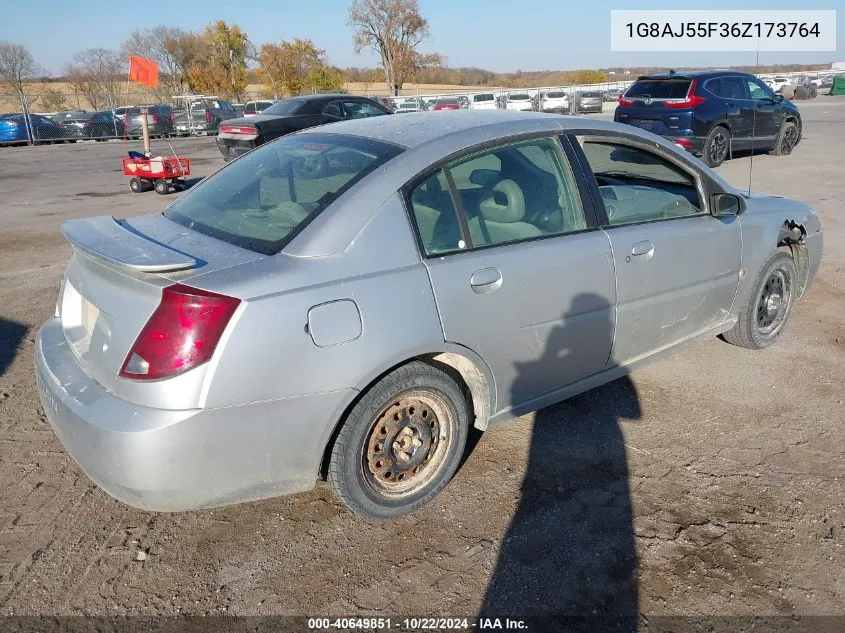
xmin=298 ymin=110 xmax=623 ymax=150
xmin=638 ymin=70 xmax=751 ymax=80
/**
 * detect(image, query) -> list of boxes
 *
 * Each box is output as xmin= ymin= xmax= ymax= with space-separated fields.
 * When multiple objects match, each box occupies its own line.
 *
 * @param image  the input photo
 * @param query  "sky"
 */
xmin=2 ymin=0 xmax=842 ymax=76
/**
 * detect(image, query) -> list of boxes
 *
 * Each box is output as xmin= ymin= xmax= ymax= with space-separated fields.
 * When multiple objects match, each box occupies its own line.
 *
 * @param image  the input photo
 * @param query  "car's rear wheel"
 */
xmin=704 ymin=125 xmax=730 ymax=168
xmin=770 ymin=121 xmax=799 ymax=156
xmin=722 ymin=250 xmax=797 ymax=349
xmin=327 ymin=361 xmax=469 ymax=519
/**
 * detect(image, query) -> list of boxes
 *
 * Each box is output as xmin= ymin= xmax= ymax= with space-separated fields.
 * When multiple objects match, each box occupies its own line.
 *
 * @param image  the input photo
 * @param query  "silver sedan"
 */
xmin=35 ymin=111 xmax=822 ymax=518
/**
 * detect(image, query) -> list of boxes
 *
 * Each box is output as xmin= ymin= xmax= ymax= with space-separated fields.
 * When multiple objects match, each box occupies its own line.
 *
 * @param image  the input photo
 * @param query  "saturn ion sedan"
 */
xmin=35 ymin=111 xmax=822 ymax=519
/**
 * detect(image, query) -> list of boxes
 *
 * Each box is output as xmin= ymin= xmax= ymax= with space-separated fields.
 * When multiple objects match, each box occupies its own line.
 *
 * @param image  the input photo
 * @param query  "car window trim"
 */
xmin=400 ymin=132 xmax=602 ymax=260
xmin=568 ymin=131 xmax=716 ymax=228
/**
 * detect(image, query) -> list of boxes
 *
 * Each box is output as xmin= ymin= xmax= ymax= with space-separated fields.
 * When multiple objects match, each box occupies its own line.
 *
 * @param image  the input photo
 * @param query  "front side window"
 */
xmin=342 ymin=100 xmax=388 ymax=118
xmin=323 ymin=101 xmax=343 ymax=118
xmin=165 ymin=133 xmax=403 ymax=255
xmin=747 ymin=78 xmax=774 ymax=101
xmin=445 ymin=137 xmax=586 ymax=248
xmin=580 ymin=140 xmax=703 ymax=226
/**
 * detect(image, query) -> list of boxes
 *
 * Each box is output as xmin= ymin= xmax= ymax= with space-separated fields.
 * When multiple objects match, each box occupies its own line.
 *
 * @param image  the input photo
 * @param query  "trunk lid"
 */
xmin=59 ymin=214 xmax=263 ymax=398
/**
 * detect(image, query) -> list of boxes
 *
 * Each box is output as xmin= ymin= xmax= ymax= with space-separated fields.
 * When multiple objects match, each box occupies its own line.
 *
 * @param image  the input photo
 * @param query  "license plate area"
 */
xmin=61 ymin=281 xmax=100 ymax=356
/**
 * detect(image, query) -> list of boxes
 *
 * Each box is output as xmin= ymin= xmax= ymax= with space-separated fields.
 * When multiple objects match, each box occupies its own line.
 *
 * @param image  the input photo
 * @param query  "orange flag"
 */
xmin=128 ymin=56 xmax=159 ymax=88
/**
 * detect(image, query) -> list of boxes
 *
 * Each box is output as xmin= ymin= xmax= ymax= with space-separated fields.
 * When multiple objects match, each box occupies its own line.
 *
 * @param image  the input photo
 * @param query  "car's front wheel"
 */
xmin=722 ymin=249 xmax=797 ymax=349
xmin=704 ymin=125 xmax=730 ymax=168
xmin=327 ymin=361 xmax=470 ymax=518
xmin=770 ymin=121 xmax=799 ymax=156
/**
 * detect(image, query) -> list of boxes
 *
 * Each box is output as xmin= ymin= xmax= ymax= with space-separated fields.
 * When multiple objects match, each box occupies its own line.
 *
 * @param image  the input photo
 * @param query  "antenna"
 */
xmin=748 ymin=43 xmax=760 ymax=197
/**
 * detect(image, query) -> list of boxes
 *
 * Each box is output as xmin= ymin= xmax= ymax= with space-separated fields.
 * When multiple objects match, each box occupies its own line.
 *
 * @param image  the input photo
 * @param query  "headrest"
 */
xmin=479 ymin=179 xmax=526 ymax=223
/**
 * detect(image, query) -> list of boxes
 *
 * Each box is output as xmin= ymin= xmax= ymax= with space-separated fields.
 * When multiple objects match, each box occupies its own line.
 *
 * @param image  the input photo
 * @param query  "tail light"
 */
xmin=617 ymin=94 xmax=635 ymax=107
xmin=150 ymin=113 xmax=159 ymax=124
xmin=170 ymin=112 xmax=175 ymax=124
xmin=119 ymin=284 xmax=241 ymax=381
xmin=674 ymin=139 xmax=693 ymax=149
xmin=205 ymin=110 xmax=212 ymax=124
xmin=664 ymin=80 xmax=706 ymax=108
xmin=220 ymin=124 xmax=257 ymax=135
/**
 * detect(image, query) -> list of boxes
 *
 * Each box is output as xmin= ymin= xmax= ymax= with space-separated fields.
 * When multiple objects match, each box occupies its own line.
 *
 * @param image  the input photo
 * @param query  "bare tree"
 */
xmin=0 ymin=41 xmax=42 ymax=108
xmin=71 ymin=48 xmax=126 ymax=110
xmin=348 ymin=0 xmax=434 ymax=95
xmin=121 ymin=26 xmax=194 ymax=98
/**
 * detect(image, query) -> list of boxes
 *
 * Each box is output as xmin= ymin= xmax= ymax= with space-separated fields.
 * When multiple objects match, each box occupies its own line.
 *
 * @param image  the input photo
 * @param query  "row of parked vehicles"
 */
xmin=0 ymin=97 xmax=280 ymax=145
xmin=381 ymin=90 xmax=614 ymax=115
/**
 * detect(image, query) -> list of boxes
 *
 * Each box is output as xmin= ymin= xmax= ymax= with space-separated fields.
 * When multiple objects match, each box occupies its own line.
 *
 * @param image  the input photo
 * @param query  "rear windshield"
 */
xmin=262 ymin=99 xmax=307 ymax=116
xmin=165 ymin=133 xmax=403 ymax=255
xmin=546 ymin=92 xmax=566 ymax=98
xmin=437 ymin=98 xmax=458 ymax=104
xmin=626 ymin=79 xmax=692 ymax=99
xmin=510 ymin=94 xmax=530 ymax=100
xmin=473 ymin=94 xmax=494 ymax=102
xmin=581 ymin=92 xmax=601 ymax=97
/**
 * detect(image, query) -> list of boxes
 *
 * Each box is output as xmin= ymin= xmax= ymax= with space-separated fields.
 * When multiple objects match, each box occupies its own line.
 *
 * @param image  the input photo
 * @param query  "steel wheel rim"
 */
xmin=781 ymin=127 xmax=798 ymax=154
xmin=361 ymin=392 xmax=453 ymax=498
xmin=756 ymin=269 xmax=791 ymax=336
xmin=710 ymin=132 xmax=728 ymax=164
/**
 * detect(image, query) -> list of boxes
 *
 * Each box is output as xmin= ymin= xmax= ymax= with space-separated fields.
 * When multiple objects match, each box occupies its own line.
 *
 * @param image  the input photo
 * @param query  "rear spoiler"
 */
xmin=61 ymin=216 xmax=198 ymax=273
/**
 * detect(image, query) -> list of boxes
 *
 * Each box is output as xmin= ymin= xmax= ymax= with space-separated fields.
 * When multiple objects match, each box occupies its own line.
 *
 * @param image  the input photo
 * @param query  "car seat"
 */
xmin=468 ymin=179 xmax=543 ymax=245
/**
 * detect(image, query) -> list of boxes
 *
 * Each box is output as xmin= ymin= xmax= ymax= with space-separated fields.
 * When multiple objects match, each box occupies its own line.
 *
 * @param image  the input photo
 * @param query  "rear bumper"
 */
xmin=35 ymin=317 xmax=353 ymax=511
xmin=216 ymin=137 xmax=257 ymax=161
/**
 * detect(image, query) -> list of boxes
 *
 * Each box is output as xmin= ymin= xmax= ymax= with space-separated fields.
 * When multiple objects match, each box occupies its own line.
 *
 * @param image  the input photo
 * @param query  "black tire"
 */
xmin=703 ymin=125 xmax=730 ymax=168
xmin=327 ymin=361 xmax=470 ymax=519
xmin=770 ymin=121 xmax=799 ymax=157
xmin=153 ymin=179 xmax=169 ymax=195
xmin=722 ymin=250 xmax=797 ymax=350
xmin=129 ymin=177 xmax=144 ymax=193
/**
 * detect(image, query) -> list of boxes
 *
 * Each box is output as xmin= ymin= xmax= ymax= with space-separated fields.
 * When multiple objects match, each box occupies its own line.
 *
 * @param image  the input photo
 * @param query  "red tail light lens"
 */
xmin=205 ymin=110 xmax=212 ymax=123
xmin=219 ymin=124 xmax=258 ymax=135
xmin=151 ymin=113 xmax=159 ymax=123
xmin=664 ymin=80 xmax=706 ymax=108
xmin=170 ymin=113 xmax=175 ymax=124
xmin=617 ymin=95 xmax=635 ymax=107
xmin=119 ymin=284 xmax=241 ymax=381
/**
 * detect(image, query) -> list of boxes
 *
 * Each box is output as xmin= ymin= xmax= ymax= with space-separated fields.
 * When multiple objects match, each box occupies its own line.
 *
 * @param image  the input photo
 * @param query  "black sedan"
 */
xmin=216 ymin=94 xmax=392 ymax=161
xmin=58 ymin=111 xmax=124 ymax=140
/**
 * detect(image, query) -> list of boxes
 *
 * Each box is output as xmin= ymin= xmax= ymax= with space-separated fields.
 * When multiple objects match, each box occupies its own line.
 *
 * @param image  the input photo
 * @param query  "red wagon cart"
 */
xmin=122 ymin=156 xmax=191 ymax=195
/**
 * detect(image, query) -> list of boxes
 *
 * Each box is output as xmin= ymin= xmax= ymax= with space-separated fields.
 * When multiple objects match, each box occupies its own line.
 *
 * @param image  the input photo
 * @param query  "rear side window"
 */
xmin=244 ymin=103 xmax=256 ymax=114
xmin=408 ymin=170 xmax=464 ymax=256
xmin=165 ymin=133 xmax=403 ymax=255
xmin=706 ymin=77 xmax=746 ymax=100
xmin=626 ymin=79 xmax=692 ymax=99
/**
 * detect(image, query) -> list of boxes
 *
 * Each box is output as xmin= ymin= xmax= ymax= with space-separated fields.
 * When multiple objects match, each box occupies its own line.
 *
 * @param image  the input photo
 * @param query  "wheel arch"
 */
xmin=317 ymin=346 xmax=496 ymax=480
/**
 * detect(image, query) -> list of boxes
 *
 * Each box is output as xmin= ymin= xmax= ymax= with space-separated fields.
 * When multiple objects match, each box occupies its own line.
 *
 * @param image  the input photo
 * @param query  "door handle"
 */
xmin=470 ymin=267 xmax=503 ymax=294
xmin=630 ymin=240 xmax=655 ymax=258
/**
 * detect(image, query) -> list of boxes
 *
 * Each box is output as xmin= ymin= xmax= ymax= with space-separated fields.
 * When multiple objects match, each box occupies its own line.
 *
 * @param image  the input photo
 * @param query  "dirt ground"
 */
xmin=0 ymin=101 xmax=843 ymax=629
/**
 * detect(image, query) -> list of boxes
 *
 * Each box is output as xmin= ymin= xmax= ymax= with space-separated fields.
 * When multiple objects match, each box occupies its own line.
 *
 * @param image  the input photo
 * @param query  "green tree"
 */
xmin=187 ymin=21 xmax=249 ymax=100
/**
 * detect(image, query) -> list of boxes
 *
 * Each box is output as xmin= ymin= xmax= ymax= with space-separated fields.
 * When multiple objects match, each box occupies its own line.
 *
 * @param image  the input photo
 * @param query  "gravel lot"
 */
xmin=0 ymin=102 xmax=843 ymax=627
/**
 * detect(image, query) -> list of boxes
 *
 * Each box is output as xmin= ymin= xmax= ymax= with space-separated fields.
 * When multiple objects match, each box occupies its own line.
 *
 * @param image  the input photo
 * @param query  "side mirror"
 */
xmin=711 ymin=193 xmax=744 ymax=217
xmin=772 ymin=94 xmax=784 ymax=104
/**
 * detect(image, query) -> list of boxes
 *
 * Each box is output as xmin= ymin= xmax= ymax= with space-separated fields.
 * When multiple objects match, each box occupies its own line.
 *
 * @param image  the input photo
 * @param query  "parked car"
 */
xmin=539 ymin=90 xmax=570 ymax=113
xmin=122 ymin=105 xmax=176 ymax=138
xmin=505 ymin=93 xmax=534 ymax=111
xmin=51 ymin=110 xmax=88 ymax=125
xmin=174 ymin=98 xmax=238 ymax=136
xmin=615 ymin=70 xmax=803 ymax=168
xmin=433 ymin=97 xmax=461 ymax=111
xmin=232 ymin=103 xmax=246 ymax=117
xmin=36 ymin=111 xmax=822 ymax=519
xmin=571 ymin=91 xmax=604 ymax=114
xmin=422 ymin=97 xmax=437 ymax=109
xmin=216 ymin=94 xmax=392 ymax=161
xmin=57 ymin=111 xmax=124 ymax=140
xmin=470 ymin=93 xmax=497 ymax=110
xmin=394 ymin=98 xmax=427 ymax=113
xmin=767 ymin=77 xmax=792 ymax=93
xmin=0 ymin=113 xmax=67 ymax=145
xmin=457 ymin=95 xmax=470 ymax=109
xmin=243 ymin=100 xmax=279 ymax=117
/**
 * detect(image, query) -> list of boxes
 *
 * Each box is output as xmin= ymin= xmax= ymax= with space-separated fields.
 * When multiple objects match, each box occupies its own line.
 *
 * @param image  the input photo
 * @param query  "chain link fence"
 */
xmin=1 ymin=68 xmax=834 ymax=145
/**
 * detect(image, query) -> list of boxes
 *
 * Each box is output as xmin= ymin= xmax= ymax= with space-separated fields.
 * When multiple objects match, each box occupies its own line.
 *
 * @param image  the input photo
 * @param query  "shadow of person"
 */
xmin=479 ymin=294 xmax=641 ymax=632
xmin=0 ymin=317 xmax=28 ymax=378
